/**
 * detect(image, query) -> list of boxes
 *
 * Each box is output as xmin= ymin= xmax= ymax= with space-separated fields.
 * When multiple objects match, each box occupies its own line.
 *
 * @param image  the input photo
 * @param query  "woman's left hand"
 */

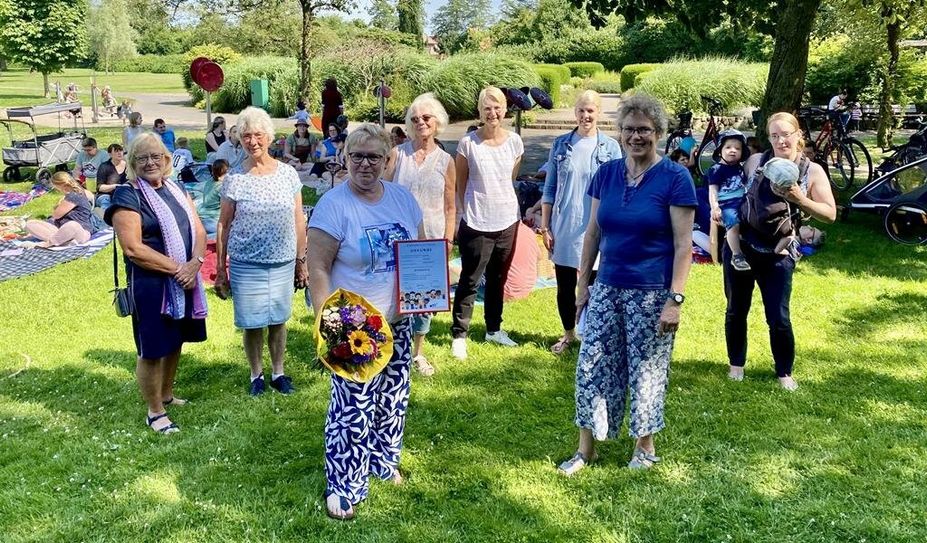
xmin=772 ymin=183 xmax=807 ymax=206
xmin=294 ymin=261 xmax=309 ymax=289
xmin=657 ymin=300 xmax=681 ymax=336
xmin=174 ymin=260 xmax=201 ymax=290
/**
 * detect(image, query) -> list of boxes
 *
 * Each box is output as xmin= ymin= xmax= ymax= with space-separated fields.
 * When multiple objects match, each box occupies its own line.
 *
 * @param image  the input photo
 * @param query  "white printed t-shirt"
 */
xmin=309 ymin=180 xmax=423 ymax=322
xmin=457 ymin=131 xmax=523 ymax=232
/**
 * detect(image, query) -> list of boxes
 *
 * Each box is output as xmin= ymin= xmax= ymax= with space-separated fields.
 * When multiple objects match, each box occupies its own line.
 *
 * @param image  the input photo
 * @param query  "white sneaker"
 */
xmin=451 ymin=338 xmax=468 ymax=360
xmin=485 ymin=330 xmax=518 ymax=347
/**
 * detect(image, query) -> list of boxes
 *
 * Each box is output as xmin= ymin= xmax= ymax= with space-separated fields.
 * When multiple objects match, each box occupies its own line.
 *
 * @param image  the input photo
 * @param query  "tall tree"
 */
xmin=577 ymin=0 xmax=819 ymax=135
xmin=88 ymin=0 xmax=137 ymax=73
xmin=432 ymin=0 xmax=491 ymax=53
xmin=868 ymin=0 xmax=926 ymax=147
xmin=397 ymin=0 xmax=424 ymax=42
xmin=369 ymin=0 xmax=398 ymax=30
xmin=0 ymin=0 xmax=88 ymax=97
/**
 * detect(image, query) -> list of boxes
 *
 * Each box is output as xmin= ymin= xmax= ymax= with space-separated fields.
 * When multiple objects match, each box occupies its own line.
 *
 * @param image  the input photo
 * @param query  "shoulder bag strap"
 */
xmin=112 ymin=230 xmax=120 ymax=289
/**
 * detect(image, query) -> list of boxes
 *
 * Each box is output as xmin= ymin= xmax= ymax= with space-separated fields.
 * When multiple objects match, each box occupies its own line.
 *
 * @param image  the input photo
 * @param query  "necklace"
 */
xmin=626 ymin=156 xmax=659 ymax=186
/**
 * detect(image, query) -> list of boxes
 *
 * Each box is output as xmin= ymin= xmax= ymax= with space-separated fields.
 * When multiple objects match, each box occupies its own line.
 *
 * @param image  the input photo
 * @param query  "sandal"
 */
xmin=412 ymin=355 xmax=435 ymax=377
xmin=627 ymin=447 xmax=660 ymax=470
xmin=557 ymin=450 xmax=598 ymax=477
xmin=146 ymin=413 xmax=180 ymax=434
xmin=550 ymin=336 xmax=576 ymax=355
xmin=323 ymin=490 xmax=355 ymax=521
xmin=162 ymin=396 xmax=188 ymax=407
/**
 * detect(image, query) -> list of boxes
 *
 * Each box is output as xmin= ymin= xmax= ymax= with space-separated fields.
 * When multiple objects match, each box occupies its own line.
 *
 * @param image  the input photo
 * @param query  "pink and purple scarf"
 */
xmin=136 ymin=177 xmax=208 ymax=320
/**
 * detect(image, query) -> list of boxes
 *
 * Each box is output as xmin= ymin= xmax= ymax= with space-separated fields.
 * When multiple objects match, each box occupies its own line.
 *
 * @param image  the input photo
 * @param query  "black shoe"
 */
xmin=270 ymin=375 xmax=294 ymax=394
xmin=249 ymin=375 xmax=266 ymax=396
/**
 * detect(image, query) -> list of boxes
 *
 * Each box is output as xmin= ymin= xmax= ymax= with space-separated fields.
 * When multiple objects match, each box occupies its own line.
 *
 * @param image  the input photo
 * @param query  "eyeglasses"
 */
xmin=135 ymin=154 xmax=164 ymax=164
xmin=621 ymin=126 xmax=655 ymax=137
xmin=348 ymin=153 xmax=384 ymax=166
xmin=411 ymin=114 xmax=435 ymax=124
xmin=769 ymin=130 xmax=799 ymax=142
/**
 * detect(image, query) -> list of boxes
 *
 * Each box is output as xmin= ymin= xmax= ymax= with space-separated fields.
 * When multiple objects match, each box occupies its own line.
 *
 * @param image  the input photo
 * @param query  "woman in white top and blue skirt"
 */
xmin=450 ymin=86 xmax=524 ymax=361
xmin=213 ymin=107 xmax=309 ymax=396
xmin=383 ymin=93 xmax=456 ymax=376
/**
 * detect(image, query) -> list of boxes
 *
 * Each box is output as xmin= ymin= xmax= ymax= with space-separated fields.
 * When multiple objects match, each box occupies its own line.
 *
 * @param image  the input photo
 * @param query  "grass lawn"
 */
xmin=0 ymin=68 xmax=186 ymax=109
xmin=1 ymin=140 xmax=926 ymax=541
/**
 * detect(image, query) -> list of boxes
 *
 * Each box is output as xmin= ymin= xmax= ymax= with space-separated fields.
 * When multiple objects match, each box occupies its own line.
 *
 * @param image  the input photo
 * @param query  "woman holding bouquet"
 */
xmin=307 ymin=124 xmax=424 ymax=520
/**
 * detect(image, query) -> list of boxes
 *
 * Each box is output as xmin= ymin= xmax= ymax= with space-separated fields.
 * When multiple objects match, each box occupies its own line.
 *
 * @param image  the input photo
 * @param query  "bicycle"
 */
xmin=664 ymin=96 xmax=724 ymax=180
xmin=797 ymin=107 xmax=873 ymax=192
xmin=876 ymin=118 xmax=927 ymax=173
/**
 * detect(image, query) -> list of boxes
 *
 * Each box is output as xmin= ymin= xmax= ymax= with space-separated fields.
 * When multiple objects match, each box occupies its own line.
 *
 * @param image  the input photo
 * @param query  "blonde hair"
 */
xmin=575 ymin=90 xmax=602 ymax=111
xmin=345 ymin=123 xmax=391 ymax=157
xmin=50 ymin=171 xmax=83 ymax=193
xmin=477 ymin=86 xmax=507 ymax=121
xmin=126 ymin=132 xmax=173 ymax=180
xmin=405 ymin=93 xmax=450 ymax=137
xmin=128 ymin=111 xmax=142 ymax=127
xmin=767 ymin=111 xmax=806 ymax=152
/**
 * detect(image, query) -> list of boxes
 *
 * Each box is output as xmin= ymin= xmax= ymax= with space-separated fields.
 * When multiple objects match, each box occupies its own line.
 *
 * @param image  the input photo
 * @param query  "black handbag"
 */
xmin=112 ymin=233 xmax=134 ymax=318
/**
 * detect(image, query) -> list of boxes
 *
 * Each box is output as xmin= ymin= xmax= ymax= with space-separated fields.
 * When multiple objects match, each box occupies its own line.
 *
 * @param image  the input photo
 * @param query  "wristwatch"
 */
xmin=669 ymin=291 xmax=685 ymax=304
xmin=196 ymin=256 xmax=205 ymax=264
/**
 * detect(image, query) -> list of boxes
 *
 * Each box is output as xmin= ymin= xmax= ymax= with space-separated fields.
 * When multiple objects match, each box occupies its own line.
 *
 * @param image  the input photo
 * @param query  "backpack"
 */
xmin=739 ymin=151 xmax=810 ymax=246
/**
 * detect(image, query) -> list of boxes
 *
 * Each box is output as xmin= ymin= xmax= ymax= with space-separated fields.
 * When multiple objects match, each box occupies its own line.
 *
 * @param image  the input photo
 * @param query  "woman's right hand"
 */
xmin=542 ymin=230 xmax=554 ymax=252
xmin=575 ymin=283 xmax=590 ymax=324
xmin=214 ymin=269 xmax=230 ymax=300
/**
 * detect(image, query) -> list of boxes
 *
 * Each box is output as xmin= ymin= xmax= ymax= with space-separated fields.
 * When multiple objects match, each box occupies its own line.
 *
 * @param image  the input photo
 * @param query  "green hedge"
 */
xmin=564 ymin=62 xmax=605 ymax=78
xmin=108 ymin=54 xmax=185 ymax=74
xmin=190 ymin=51 xmax=538 ymax=121
xmin=634 ymin=58 xmax=768 ymax=114
xmin=424 ymin=53 xmax=541 ymax=119
xmin=586 ymin=71 xmax=622 ymax=94
xmin=533 ymin=64 xmax=570 ymax=107
xmin=620 ymin=63 xmax=659 ymax=91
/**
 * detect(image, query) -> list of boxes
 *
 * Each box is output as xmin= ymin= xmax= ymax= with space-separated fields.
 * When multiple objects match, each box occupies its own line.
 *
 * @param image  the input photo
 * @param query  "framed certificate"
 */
xmin=394 ymin=239 xmax=451 ymax=314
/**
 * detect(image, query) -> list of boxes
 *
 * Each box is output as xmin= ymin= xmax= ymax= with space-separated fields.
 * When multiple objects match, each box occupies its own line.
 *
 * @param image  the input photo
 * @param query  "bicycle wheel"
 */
xmin=884 ymin=201 xmax=927 ymax=245
xmin=835 ymin=138 xmax=872 ymax=190
xmin=696 ymin=138 xmax=717 ymax=179
xmin=664 ymin=133 xmax=682 ymax=156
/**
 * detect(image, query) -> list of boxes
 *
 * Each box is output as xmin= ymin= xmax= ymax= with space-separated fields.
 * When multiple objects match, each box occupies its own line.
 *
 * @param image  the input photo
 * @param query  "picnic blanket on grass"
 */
xmin=0 ymin=229 xmax=113 ymax=282
xmin=0 ymin=185 xmax=48 ymax=212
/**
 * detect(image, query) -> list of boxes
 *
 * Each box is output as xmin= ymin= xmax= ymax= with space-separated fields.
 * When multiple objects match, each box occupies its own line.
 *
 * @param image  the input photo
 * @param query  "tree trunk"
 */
xmin=877 ymin=18 xmax=901 ymax=148
xmin=758 ymin=0 xmax=822 ymax=141
xmin=299 ymin=3 xmax=314 ymax=106
xmin=43 ymin=72 xmax=50 ymax=98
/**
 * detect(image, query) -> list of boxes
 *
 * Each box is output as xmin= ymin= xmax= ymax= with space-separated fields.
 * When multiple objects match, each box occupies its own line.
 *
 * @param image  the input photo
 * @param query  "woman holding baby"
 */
xmin=723 ymin=112 xmax=837 ymax=391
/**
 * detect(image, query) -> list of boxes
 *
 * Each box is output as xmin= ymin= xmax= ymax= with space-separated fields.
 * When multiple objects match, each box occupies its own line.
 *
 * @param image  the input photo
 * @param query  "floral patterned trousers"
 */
xmin=575 ymin=283 xmax=675 ymax=440
xmin=325 ymin=318 xmax=412 ymax=504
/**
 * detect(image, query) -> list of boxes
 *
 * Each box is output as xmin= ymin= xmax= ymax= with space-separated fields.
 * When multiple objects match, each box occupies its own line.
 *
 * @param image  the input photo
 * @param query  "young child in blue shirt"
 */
xmin=707 ymin=129 xmax=750 ymax=271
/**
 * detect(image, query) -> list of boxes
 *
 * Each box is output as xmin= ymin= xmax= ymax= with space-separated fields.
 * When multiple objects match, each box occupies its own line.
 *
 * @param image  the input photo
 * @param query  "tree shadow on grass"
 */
xmin=802 ymin=214 xmax=927 ymax=282
xmin=832 ymin=291 xmax=927 ymax=351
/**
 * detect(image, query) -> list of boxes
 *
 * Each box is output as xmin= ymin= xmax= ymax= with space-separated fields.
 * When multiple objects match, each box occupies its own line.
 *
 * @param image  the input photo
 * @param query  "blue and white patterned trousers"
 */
xmin=325 ymin=318 xmax=412 ymax=505
xmin=575 ymin=283 xmax=675 ymax=440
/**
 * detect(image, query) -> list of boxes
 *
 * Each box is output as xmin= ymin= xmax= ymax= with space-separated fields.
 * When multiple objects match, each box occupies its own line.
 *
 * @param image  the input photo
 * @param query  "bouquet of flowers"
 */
xmin=314 ymin=288 xmax=394 ymax=383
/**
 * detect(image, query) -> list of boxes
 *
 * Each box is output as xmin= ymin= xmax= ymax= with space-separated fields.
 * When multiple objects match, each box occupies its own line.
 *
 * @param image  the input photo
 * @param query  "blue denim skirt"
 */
xmin=229 ymin=259 xmax=295 ymax=329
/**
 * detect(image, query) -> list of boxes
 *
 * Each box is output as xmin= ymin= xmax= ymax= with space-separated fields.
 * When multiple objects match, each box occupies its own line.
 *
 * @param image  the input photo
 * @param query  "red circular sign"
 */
xmin=195 ymin=62 xmax=224 ymax=93
xmin=190 ymin=57 xmax=210 ymax=83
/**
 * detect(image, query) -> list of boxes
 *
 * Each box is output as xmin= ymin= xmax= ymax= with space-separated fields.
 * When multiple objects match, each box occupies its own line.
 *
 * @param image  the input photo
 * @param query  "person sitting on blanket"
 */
xmin=25 ymin=172 xmax=102 ymax=247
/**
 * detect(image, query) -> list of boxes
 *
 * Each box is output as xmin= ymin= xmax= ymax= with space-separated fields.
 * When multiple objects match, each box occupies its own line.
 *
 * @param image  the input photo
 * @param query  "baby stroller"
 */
xmin=846 ymin=154 xmax=927 ymax=245
xmin=876 ymin=120 xmax=927 ymax=173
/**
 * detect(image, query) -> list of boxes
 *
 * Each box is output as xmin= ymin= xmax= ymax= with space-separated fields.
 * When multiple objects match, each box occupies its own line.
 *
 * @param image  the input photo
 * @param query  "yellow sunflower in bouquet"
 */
xmin=314 ymin=289 xmax=394 ymax=383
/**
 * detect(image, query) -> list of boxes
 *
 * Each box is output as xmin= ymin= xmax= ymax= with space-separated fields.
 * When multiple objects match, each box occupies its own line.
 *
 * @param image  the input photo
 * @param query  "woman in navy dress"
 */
xmin=105 ymin=133 xmax=208 ymax=434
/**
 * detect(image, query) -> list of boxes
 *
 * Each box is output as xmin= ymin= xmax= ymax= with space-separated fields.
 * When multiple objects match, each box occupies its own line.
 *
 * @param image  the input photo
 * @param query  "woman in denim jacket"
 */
xmin=539 ymin=90 xmax=622 ymax=354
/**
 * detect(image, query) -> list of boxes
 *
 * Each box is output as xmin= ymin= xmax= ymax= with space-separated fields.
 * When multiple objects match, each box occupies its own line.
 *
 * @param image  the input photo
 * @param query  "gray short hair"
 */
xmin=345 ymin=123 xmax=391 ymax=157
xmin=616 ymin=94 xmax=668 ymax=138
xmin=405 ymin=93 xmax=450 ymax=137
xmin=236 ymin=106 xmax=275 ymax=141
xmin=126 ymin=132 xmax=172 ymax=180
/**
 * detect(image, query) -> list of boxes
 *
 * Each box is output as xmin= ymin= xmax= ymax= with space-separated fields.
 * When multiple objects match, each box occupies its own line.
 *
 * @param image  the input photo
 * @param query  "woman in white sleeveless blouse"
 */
xmin=384 ymin=93 xmax=456 ymax=376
